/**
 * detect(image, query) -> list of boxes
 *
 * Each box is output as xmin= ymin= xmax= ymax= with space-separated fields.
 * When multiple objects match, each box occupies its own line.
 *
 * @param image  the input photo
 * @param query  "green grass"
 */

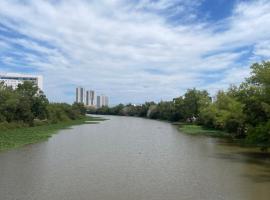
xmin=178 ymin=124 xmax=230 ymax=138
xmin=0 ymin=116 xmax=106 ymax=152
xmin=85 ymin=116 xmax=108 ymax=121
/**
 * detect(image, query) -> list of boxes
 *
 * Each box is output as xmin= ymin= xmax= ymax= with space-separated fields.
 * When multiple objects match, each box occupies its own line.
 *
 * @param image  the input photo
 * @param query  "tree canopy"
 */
xmin=0 ymin=81 xmax=86 ymax=128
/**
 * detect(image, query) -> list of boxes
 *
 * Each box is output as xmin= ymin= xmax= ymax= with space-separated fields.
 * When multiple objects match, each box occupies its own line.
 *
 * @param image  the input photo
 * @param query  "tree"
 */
xmin=16 ymin=81 xmax=39 ymax=98
xmin=16 ymin=82 xmax=49 ymax=124
xmin=246 ymin=120 xmax=270 ymax=151
xmin=72 ymin=102 xmax=86 ymax=116
xmin=32 ymin=91 xmax=49 ymax=120
xmin=174 ymin=89 xmax=211 ymax=121
xmin=199 ymin=91 xmax=245 ymax=136
xmin=243 ymin=62 xmax=270 ymax=148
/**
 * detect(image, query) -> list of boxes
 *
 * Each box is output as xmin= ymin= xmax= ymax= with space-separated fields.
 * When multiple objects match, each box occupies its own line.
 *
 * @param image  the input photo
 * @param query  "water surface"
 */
xmin=0 ymin=115 xmax=269 ymax=200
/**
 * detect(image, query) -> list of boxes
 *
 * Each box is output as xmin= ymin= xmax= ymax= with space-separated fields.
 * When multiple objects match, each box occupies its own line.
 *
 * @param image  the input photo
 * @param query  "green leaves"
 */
xmin=246 ymin=121 xmax=270 ymax=150
xmin=0 ymin=82 xmax=86 ymax=127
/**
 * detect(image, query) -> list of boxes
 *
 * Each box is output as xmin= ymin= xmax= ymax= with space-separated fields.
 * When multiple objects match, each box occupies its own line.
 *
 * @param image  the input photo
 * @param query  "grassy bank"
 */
xmin=178 ymin=124 xmax=230 ymax=138
xmin=178 ymin=124 xmax=270 ymax=152
xmin=0 ymin=116 xmax=106 ymax=152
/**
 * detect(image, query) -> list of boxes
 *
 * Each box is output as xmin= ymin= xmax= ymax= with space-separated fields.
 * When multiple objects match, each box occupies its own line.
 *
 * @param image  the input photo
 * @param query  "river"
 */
xmin=0 ymin=115 xmax=269 ymax=200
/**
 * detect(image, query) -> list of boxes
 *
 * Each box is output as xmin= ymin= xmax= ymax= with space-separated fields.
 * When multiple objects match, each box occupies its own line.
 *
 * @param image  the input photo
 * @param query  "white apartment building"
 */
xmin=76 ymin=87 xmax=85 ymax=104
xmin=0 ymin=73 xmax=43 ymax=90
xmin=97 ymin=95 xmax=109 ymax=108
xmin=96 ymin=95 xmax=101 ymax=108
xmin=86 ymin=90 xmax=95 ymax=106
xmin=104 ymin=96 xmax=109 ymax=107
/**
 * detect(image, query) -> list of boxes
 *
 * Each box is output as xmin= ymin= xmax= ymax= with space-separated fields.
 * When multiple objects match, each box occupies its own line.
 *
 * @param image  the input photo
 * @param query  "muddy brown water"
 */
xmin=0 ymin=115 xmax=269 ymax=200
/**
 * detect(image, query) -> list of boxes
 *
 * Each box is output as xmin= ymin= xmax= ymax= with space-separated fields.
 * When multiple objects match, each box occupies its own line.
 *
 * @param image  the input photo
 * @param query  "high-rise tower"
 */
xmin=76 ymin=87 xmax=85 ymax=104
xmin=86 ymin=90 xmax=95 ymax=106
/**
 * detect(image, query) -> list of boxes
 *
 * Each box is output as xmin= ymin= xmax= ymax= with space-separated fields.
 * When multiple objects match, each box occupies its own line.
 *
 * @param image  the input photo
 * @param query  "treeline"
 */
xmin=0 ymin=81 xmax=86 ymax=129
xmin=89 ymin=61 xmax=270 ymax=149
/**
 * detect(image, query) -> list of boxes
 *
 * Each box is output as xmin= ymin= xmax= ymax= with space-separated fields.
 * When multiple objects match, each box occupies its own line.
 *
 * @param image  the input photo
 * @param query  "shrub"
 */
xmin=0 ymin=121 xmax=28 ymax=130
xmin=246 ymin=121 xmax=270 ymax=150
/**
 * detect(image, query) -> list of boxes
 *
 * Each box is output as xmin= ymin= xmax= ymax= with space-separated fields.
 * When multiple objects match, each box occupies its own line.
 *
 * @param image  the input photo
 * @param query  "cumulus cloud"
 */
xmin=0 ymin=0 xmax=269 ymax=104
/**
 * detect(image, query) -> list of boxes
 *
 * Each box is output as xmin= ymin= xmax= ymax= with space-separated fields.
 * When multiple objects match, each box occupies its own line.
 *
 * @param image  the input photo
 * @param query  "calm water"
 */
xmin=0 ymin=115 xmax=270 ymax=200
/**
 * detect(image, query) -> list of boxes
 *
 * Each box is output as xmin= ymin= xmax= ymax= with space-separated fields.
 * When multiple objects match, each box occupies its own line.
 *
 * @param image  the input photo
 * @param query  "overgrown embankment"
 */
xmin=0 ymin=81 xmax=108 ymax=152
xmin=177 ymin=124 xmax=229 ymax=138
xmin=0 ymin=116 xmax=106 ymax=152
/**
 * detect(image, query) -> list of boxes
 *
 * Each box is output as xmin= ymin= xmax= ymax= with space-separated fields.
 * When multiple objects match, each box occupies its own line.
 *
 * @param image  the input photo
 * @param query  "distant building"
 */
xmin=211 ymin=95 xmax=217 ymax=103
xmin=104 ymin=96 xmax=109 ymax=106
xmin=0 ymin=73 xmax=43 ymax=90
xmin=97 ymin=95 xmax=101 ymax=108
xmin=86 ymin=90 xmax=95 ymax=106
xmin=76 ymin=87 xmax=108 ymax=107
xmin=97 ymin=95 xmax=109 ymax=108
xmin=76 ymin=87 xmax=85 ymax=104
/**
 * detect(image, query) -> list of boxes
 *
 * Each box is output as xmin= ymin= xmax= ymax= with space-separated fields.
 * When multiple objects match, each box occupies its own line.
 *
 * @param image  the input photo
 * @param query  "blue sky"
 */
xmin=0 ymin=0 xmax=270 ymax=105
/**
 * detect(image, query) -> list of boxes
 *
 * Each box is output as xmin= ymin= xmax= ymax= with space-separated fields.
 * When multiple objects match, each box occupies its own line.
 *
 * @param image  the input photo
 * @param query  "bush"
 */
xmin=246 ymin=121 xmax=270 ymax=150
xmin=0 ymin=121 xmax=28 ymax=130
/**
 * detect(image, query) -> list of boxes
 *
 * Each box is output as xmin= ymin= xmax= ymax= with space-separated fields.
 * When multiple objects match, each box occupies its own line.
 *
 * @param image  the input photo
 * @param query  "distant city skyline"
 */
xmin=0 ymin=1 xmax=270 ymax=104
xmin=76 ymin=87 xmax=109 ymax=107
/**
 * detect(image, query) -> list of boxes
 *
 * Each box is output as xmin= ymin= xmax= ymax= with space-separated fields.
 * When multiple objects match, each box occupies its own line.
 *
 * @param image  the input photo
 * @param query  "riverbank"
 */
xmin=177 ymin=124 xmax=230 ymax=138
xmin=0 ymin=115 xmax=106 ymax=152
xmin=177 ymin=123 xmax=270 ymax=152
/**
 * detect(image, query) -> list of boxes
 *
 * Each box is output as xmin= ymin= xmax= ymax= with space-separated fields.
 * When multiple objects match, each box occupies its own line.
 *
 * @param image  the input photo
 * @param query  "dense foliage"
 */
xmin=0 ymin=81 xmax=86 ymax=129
xmin=89 ymin=61 xmax=270 ymax=149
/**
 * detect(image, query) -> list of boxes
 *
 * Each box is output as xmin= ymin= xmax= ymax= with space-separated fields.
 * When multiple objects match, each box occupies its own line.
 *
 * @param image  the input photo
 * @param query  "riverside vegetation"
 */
xmin=89 ymin=61 xmax=270 ymax=151
xmin=0 ymin=81 xmax=103 ymax=151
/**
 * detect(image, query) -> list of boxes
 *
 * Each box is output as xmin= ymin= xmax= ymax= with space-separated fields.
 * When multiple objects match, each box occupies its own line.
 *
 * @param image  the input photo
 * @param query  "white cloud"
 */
xmin=0 ymin=0 xmax=269 ymax=104
xmin=253 ymin=40 xmax=270 ymax=59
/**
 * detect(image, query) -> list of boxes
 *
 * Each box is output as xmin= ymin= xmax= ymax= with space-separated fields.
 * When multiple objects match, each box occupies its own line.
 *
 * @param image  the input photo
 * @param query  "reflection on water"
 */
xmin=0 ymin=115 xmax=270 ymax=200
xmin=212 ymin=151 xmax=270 ymax=183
